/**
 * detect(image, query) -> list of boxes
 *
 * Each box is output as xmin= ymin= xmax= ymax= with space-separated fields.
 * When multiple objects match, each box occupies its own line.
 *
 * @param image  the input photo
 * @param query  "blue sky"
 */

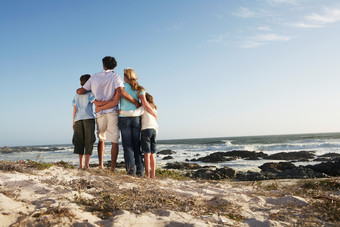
xmin=1 ymin=0 xmax=340 ymax=146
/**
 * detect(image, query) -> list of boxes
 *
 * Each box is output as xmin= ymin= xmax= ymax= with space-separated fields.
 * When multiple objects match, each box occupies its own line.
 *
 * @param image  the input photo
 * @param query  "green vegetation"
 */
xmin=301 ymin=179 xmax=340 ymax=191
xmin=155 ymin=168 xmax=187 ymax=180
xmin=53 ymin=160 xmax=75 ymax=169
xmin=26 ymin=160 xmax=53 ymax=170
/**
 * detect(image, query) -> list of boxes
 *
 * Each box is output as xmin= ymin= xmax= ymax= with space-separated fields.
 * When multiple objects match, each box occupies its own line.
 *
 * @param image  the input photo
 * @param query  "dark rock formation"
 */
xmin=263 ymin=151 xmax=315 ymax=161
xmin=164 ymin=162 xmax=208 ymax=170
xmin=190 ymin=150 xmax=268 ymax=163
xmin=224 ymin=150 xmax=268 ymax=159
xmin=306 ymin=158 xmax=340 ymax=176
xmin=162 ymin=156 xmax=173 ymax=160
xmin=236 ymin=161 xmax=329 ymax=181
xmin=314 ymin=153 xmax=340 ymax=162
xmin=259 ymin=162 xmax=296 ymax=173
xmin=186 ymin=167 xmax=236 ymax=180
xmin=157 ymin=150 xmax=176 ymax=155
xmin=190 ymin=152 xmax=236 ymax=163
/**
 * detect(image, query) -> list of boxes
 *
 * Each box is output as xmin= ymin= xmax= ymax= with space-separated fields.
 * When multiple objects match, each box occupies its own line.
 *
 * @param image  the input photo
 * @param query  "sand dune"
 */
xmin=0 ymin=162 xmax=338 ymax=226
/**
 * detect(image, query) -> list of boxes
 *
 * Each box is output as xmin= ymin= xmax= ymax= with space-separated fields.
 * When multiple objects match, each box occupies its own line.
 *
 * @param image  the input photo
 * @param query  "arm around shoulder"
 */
xmin=119 ymin=87 xmax=141 ymax=108
xmin=77 ymin=87 xmax=87 ymax=95
xmin=140 ymin=94 xmax=157 ymax=119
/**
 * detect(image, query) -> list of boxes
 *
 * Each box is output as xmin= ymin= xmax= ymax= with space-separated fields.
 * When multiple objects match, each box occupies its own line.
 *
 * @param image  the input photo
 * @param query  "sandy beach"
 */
xmin=0 ymin=161 xmax=339 ymax=227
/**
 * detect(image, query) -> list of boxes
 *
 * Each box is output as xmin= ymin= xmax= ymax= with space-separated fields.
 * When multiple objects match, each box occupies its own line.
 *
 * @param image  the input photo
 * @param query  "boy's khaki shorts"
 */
xmin=96 ymin=112 xmax=120 ymax=143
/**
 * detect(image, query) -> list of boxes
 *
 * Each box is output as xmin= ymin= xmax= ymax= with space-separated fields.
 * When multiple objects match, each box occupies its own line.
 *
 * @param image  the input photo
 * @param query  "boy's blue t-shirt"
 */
xmin=72 ymin=91 xmax=95 ymax=122
xmin=119 ymin=83 xmax=145 ymax=117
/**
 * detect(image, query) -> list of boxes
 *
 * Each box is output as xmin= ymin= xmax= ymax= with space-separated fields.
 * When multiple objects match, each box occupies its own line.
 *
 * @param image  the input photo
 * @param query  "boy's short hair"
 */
xmin=102 ymin=56 xmax=117 ymax=70
xmin=80 ymin=74 xmax=91 ymax=86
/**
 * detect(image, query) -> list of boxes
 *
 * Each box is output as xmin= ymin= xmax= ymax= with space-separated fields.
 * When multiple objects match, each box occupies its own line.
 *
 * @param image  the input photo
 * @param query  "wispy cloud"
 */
xmin=257 ymin=26 xmax=271 ymax=31
xmin=240 ymin=33 xmax=293 ymax=48
xmin=306 ymin=8 xmax=340 ymax=24
xmin=208 ymin=33 xmax=229 ymax=46
xmin=256 ymin=34 xmax=292 ymax=42
xmin=240 ymin=41 xmax=265 ymax=48
xmin=233 ymin=7 xmax=256 ymax=18
xmin=290 ymin=7 xmax=340 ymax=28
xmin=233 ymin=7 xmax=274 ymax=18
xmin=266 ymin=0 xmax=299 ymax=5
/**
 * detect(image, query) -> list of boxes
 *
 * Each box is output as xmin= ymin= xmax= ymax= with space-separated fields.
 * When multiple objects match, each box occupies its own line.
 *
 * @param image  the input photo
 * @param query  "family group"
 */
xmin=72 ymin=56 xmax=158 ymax=178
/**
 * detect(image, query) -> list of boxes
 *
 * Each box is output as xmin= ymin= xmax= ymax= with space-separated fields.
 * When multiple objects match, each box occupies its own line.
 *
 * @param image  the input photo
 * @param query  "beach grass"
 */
xmin=0 ymin=160 xmax=339 ymax=226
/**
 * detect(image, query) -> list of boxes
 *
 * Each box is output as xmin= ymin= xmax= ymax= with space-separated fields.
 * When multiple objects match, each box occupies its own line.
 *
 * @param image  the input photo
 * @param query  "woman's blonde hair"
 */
xmin=145 ymin=93 xmax=157 ymax=110
xmin=124 ymin=68 xmax=145 ymax=98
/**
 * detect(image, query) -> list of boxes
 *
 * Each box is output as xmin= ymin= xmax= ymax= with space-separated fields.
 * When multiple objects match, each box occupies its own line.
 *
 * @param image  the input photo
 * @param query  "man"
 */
xmin=77 ymin=56 xmax=140 ymax=171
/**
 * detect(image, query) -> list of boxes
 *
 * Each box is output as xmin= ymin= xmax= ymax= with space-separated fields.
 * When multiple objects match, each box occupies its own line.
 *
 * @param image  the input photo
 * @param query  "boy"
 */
xmin=72 ymin=74 xmax=96 ymax=168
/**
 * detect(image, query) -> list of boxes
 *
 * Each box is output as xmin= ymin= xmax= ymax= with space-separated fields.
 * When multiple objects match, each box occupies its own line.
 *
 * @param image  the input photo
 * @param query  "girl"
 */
xmin=120 ymin=93 xmax=158 ymax=178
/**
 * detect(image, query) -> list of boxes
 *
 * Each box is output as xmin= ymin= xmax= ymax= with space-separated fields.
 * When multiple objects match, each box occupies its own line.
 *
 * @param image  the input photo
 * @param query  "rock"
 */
xmin=236 ymin=162 xmax=328 ymax=181
xmin=191 ymin=152 xmax=237 ymax=163
xmin=263 ymin=151 xmax=315 ymax=161
xmin=259 ymin=162 xmax=296 ymax=173
xmin=223 ymin=150 xmax=268 ymax=159
xmin=157 ymin=150 xmax=176 ymax=155
xmin=319 ymin=153 xmax=340 ymax=158
xmin=306 ymin=158 xmax=340 ymax=176
xmin=162 ymin=156 xmax=173 ymax=160
xmin=190 ymin=150 xmax=268 ymax=163
xmin=164 ymin=162 xmax=208 ymax=170
xmin=187 ymin=167 xmax=236 ymax=180
xmin=314 ymin=153 xmax=340 ymax=162
xmin=236 ymin=171 xmax=273 ymax=181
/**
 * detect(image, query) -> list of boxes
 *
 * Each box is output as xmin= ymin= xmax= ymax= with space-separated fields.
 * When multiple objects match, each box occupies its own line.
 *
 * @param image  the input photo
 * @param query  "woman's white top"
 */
xmin=120 ymin=106 xmax=158 ymax=132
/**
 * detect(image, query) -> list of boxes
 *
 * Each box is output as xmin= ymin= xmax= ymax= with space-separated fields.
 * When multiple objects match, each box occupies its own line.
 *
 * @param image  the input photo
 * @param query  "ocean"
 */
xmin=1 ymin=132 xmax=340 ymax=172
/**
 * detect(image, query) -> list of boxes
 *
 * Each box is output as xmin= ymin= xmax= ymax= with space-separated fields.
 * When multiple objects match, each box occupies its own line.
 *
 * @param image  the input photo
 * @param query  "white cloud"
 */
xmin=233 ymin=7 xmax=256 ymax=18
xmin=240 ymin=41 xmax=265 ymax=48
xmin=289 ymin=22 xmax=323 ymax=28
xmin=289 ymin=7 xmax=340 ymax=28
xmin=257 ymin=26 xmax=271 ymax=31
xmin=240 ymin=33 xmax=293 ymax=48
xmin=256 ymin=33 xmax=292 ymax=42
xmin=306 ymin=8 xmax=340 ymax=24
xmin=266 ymin=0 xmax=299 ymax=5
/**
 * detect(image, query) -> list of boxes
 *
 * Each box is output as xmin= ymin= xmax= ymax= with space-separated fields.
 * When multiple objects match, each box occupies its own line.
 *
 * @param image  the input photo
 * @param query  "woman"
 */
xmin=119 ymin=68 xmax=157 ymax=176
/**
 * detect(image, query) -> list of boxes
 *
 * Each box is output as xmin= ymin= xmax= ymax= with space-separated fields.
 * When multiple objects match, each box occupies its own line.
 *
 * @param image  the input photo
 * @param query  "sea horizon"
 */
xmin=1 ymin=131 xmax=340 ymax=148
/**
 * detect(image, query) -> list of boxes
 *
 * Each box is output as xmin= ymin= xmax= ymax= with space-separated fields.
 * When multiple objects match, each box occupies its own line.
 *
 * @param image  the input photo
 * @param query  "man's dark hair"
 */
xmin=80 ymin=74 xmax=91 ymax=86
xmin=102 ymin=56 xmax=117 ymax=70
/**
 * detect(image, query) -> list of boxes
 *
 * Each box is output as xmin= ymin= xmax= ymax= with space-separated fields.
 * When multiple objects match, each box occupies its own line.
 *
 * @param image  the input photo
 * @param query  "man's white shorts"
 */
xmin=96 ymin=112 xmax=120 ymax=143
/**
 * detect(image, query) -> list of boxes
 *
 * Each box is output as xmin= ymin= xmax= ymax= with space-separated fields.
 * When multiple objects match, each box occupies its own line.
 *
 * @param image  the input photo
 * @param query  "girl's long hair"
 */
xmin=146 ymin=93 xmax=157 ymax=110
xmin=124 ymin=68 xmax=145 ymax=98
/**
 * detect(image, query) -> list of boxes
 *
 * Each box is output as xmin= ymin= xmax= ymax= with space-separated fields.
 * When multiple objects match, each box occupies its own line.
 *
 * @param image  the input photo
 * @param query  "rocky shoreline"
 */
xmin=0 ymin=146 xmax=64 ymax=153
xmin=159 ymin=150 xmax=340 ymax=181
xmin=2 ymin=146 xmax=340 ymax=181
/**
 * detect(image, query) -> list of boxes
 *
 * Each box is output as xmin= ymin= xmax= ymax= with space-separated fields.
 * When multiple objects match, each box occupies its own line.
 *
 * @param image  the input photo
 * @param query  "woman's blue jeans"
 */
xmin=118 ymin=116 xmax=144 ymax=176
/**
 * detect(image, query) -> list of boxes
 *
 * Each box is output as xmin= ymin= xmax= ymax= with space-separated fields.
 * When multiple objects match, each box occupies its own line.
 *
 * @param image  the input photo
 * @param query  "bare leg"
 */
xmin=79 ymin=154 xmax=84 ymax=169
xmin=98 ymin=140 xmax=105 ymax=169
xmin=85 ymin=154 xmax=90 ymax=168
xmin=150 ymin=153 xmax=156 ymax=178
xmin=144 ymin=153 xmax=150 ymax=178
xmin=111 ymin=142 xmax=119 ymax=171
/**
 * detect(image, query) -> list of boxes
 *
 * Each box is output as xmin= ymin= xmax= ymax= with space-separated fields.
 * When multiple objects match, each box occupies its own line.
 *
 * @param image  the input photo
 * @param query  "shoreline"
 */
xmin=0 ymin=160 xmax=339 ymax=226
